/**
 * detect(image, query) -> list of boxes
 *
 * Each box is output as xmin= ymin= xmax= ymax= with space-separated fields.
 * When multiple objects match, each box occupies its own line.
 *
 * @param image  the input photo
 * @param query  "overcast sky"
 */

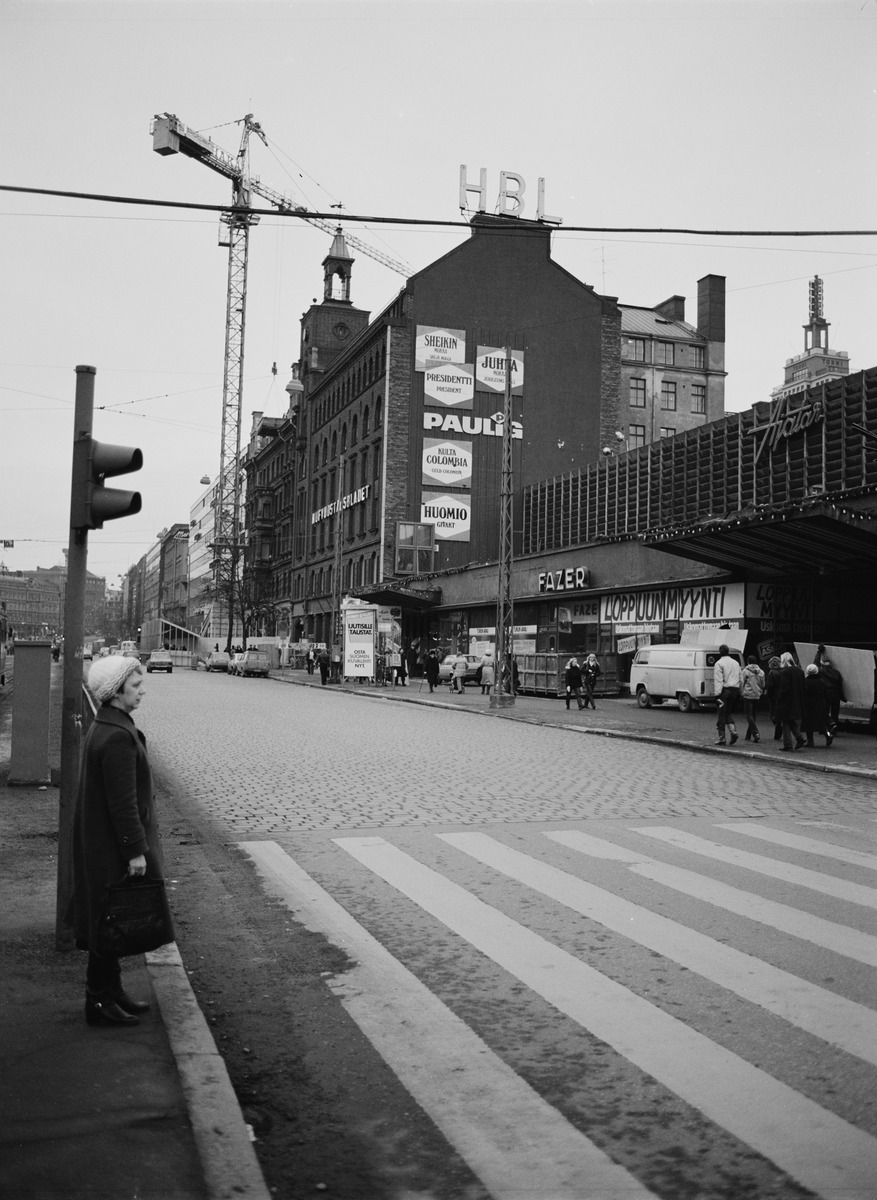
xmin=2 ymin=0 xmax=875 ymax=586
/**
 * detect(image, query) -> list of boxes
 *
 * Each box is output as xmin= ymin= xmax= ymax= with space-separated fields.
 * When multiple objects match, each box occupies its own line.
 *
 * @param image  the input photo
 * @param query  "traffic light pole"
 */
xmin=57 ymin=365 xmax=95 ymax=949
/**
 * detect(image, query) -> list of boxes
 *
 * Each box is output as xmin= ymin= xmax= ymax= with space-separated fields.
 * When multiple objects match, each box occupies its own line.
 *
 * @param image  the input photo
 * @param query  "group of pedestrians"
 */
xmin=713 ymin=643 xmax=844 ymax=751
xmin=564 ymin=655 xmax=602 ymax=710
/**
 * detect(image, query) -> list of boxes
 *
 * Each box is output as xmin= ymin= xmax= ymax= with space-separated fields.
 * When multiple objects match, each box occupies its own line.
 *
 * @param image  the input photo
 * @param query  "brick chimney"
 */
xmin=697 ymin=275 xmax=726 ymax=343
xmin=655 ymin=295 xmax=685 ymax=322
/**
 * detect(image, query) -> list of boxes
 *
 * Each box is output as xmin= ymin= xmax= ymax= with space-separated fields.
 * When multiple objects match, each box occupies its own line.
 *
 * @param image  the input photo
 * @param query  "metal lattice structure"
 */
xmin=522 ymin=369 xmax=877 ymax=576
xmin=151 ymin=112 xmax=412 ymax=643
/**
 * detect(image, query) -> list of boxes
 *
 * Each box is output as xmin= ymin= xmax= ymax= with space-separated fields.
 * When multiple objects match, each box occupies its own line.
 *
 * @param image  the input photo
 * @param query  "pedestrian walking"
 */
xmin=306 ymin=647 xmax=315 ymax=675
xmin=452 ymin=653 xmax=468 ymax=694
xmin=713 ymin=644 xmax=741 ymax=745
xmin=424 ymin=649 xmax=440 ymax=693
xmin=775 ymin=651 xmax=806 ymax=751
xmin=318 ymin=648 xmax=330 ymax=685
xmin=582 ymin=654 xmax=601 ymax=708
xmin=479 ymin=651 xmax=495 ymax=695
xmin=814 ymin=647 xmax=846 ymax=733
xmin=564 ymin=658 xmax=585 ymax=710
xmin=69 ymin=655 xmax=173 ymax=1027
xmin=803 ymin=664 xmax=833 ymax=747
xmin=765 ymin=656 xmax=783 ymax=741
xmin=740 ymin=655 xmax=766 ymax=742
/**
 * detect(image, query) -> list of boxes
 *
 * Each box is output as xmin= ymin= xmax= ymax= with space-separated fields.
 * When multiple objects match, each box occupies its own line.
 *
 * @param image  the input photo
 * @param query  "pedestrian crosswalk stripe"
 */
xmin=716 ymin=821 xmax=877 ymax=870
xmin=334 ymin=835 xmax=877 ymax=1200
xmin=239 ymin=839 xmax=659 ymax=1200
xmin=635 ymin=827 xmax=877 ymax=908
xmin=440 ymin=832 xmax=877 ymax=1065
xmin=545 ymin=830 xmax=877 ymax=967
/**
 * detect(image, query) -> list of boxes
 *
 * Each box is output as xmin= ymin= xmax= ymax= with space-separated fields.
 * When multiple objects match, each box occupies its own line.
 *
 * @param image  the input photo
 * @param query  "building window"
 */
xmin=690 ymin=345 xmax=705 ymax=369
xmin=655 ymin=341 xmax=675 ymax=366
xmin=629 ymin=424 xmax=646 ymax=449
xmin=395 ymin=522 xmax=435 ymax=575
xmin=691 ymin=384 xmax=706 ymax=414
xmin=661 ymin=381 xmax=677 ymax=410
xmin=626 ymin=338 xmax=645 ymax=362
xmin=660 ymin=426 xmax=676 ymax=439
xmin=629 ymin=378 xmax=646 ymax=408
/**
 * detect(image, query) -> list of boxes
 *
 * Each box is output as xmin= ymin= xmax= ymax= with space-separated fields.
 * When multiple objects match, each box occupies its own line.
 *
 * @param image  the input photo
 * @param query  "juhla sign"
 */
xmin=460 ymin=166 xmax=562 ymax=224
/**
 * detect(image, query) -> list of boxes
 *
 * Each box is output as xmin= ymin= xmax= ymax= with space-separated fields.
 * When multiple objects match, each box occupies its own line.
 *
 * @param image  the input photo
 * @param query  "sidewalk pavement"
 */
xmin=1 ymin=664 xmax=873 ymax=1200
xmin=0 ymin=664 xmax=270 ymax=1200
xmin=271 ymin=666 xmax=877 ymax=781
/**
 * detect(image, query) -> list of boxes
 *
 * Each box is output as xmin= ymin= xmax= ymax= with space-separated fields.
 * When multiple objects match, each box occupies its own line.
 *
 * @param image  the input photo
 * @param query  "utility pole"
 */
xmin=331 ymin=452 xmax=345 ymax=682
xmin=491 ymin=345 xmax=515 ymax=709
xmin=57 ymin=367 xmax=94 ymax=947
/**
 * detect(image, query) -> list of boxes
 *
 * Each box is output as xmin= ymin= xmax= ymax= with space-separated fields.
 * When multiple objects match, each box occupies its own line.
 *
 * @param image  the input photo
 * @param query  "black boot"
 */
xmin=85 ymin=990 xmax=140 ymax=1027
xmin=113 ymin=989 xmax=151 ymax=1014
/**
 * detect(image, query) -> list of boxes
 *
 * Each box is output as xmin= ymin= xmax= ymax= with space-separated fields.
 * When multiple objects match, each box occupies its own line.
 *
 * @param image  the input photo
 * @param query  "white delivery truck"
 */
xmin=629 ymin=643 xmax=744 ymax=712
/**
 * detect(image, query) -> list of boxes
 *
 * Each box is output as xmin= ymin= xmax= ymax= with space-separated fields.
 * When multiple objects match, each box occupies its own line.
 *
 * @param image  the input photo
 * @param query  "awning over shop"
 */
xmin=351 ymin=583 xmax=442 ymax=609
xmin=643 ymin=499 xmax=877 ymax=578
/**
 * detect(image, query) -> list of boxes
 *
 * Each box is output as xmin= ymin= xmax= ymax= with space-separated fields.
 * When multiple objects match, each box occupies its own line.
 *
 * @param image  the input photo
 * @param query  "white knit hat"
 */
xmin=87 ymin=656 xmax=142 ymax=703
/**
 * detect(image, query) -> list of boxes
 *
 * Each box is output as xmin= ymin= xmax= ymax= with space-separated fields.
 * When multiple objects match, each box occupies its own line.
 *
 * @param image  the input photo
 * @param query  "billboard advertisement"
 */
xmin=415 ymin=325 xmax=467 ymax=372
xmin=475 ymin=345 xmax=525 ymax=394
xmin=421 ymin=491 xmax=471 ymax=541
xmin=421 ymin=438 xmax=473 ymax=489
xmin=423 ymin=362 xmax=475 ymax=408
xmin=342 ymin=609 xmax=376 ymax=677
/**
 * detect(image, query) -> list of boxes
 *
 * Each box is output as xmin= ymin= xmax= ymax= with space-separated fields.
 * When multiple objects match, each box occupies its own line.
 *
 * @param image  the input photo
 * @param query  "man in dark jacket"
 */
xmin=815 ymin=650 xmax=846 ymax=733
xmin=564 ymin=658 xmax=585 ymax=710
xmin=775 ymin=652 xmax=806 ymax=751
xmin=803 ymin=664 xmax=833 ymax=747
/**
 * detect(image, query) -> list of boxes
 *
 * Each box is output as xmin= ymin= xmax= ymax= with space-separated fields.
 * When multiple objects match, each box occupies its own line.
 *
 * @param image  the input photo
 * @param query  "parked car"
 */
xmin=146 ymin=650 xmax=173 ymax=674
xmin=437 ymin=653 xmax=481 ymax=686
xmin=205 ymin=651 xmax=231 ymax=673
xmin=230 ymin=649 xmax=270 ymax=678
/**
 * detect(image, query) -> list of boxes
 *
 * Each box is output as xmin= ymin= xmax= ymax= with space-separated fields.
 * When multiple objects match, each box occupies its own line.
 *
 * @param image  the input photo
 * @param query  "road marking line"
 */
xmin=716 ymin=822 xmax=877 ymax=870
xmin=545 ymin=830 xmax=877 ymax=967
xmin=239 ymin=839 xmax=658 ymax=1200
xmin=334 ymin=835 xmax=877 ymax=1200
xmin=634 ymin=827 xmax=877 ymax=908
xmin=441 ymin=832 xmax=877 ymax=1065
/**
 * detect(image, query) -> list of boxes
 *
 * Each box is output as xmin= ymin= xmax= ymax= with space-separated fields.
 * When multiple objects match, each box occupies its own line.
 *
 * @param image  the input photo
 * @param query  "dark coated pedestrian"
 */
xmin=564 ymin=658 xmax=585 ymax=710
xmin=803 ymin=664 xmax=833 ymax=747
xmin=69 ymin=655 xmax=173 ymax=1027
xmin=775 ymin=651 xmax=806 ymax=751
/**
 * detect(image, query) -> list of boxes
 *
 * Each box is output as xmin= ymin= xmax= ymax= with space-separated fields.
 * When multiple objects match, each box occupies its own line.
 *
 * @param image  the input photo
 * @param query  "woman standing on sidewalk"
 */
xmin=69 ymin=656 xmax=173 ymax=1027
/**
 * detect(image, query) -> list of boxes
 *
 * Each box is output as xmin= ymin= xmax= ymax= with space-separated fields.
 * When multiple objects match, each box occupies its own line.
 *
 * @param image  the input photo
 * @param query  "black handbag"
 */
xmin=97 ymin=875 xmax=174 ymax=957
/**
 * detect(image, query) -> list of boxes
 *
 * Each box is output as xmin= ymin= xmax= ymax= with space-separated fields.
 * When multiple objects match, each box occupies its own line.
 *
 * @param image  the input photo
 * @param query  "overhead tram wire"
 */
xmin=2 ymin=185 xmax=876 ymax=239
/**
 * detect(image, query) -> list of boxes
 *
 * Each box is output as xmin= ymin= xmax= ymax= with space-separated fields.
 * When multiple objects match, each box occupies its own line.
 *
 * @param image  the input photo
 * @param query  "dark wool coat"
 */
xmin=69 ymin=705 xmax=170 ymax=953
xmin=565 ymin=663 xmax=583 ymax=690
xmin=803 ymin=675 xmax=830 ymax=734
xmin=425 ymin=655 xmax=440 ymax=685
xmin=774 ymin=664 xmax=805 ymax=723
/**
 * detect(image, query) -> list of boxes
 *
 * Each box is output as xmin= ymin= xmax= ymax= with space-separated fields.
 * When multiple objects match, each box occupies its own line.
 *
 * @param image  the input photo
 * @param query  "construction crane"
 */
xmin=150 ymin=112 xmax=411 ymax=647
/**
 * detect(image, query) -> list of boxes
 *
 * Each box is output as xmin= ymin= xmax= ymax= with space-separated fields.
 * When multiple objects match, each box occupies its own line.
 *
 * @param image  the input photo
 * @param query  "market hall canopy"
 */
xmin=642 ymin=498 xmax=877 ymax=579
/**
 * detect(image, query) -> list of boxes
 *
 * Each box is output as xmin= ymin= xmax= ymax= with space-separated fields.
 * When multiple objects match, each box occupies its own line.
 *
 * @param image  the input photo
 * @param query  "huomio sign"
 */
xmin=421 ymin=491 xmax=471 ymax=541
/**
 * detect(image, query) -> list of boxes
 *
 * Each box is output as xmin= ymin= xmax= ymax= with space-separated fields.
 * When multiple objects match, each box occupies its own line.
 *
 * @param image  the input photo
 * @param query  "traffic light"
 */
xmin=71 ymin=438 xmax=143 ymax=530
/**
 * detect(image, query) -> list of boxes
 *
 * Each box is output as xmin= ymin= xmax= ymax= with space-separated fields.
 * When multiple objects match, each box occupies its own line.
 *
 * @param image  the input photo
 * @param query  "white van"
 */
xmin=629 ymin=644 xmax=744 ymax=712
